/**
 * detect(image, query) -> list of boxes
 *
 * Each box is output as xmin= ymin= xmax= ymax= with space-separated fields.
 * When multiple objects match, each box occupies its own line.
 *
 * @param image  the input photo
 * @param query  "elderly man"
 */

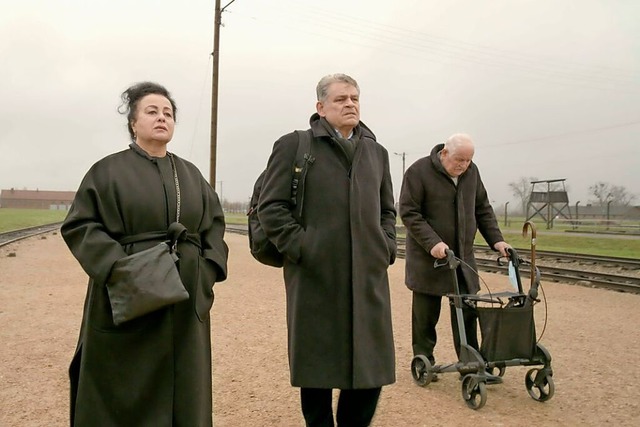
xmin=399 ymin=133 xmax=510 ymax=380
xmin=258 ymin=73 xmax=397 ymax=426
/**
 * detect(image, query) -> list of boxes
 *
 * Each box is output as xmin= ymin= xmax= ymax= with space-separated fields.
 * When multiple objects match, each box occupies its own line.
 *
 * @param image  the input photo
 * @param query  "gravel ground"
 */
xmin=1 ymin=231 xmax=639 ymax=426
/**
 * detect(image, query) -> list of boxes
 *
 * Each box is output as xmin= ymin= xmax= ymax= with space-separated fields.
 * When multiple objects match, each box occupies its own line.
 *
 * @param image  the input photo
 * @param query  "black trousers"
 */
xmin=300 ymin=387 xmax=382 ymax=427
xmin=412 ymin=272 xmax=479 ymax=362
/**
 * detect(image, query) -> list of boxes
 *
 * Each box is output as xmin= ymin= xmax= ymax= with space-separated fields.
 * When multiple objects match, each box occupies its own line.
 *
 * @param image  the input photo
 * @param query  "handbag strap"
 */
xmin=168 ymin=152 xmax=181 ymax=222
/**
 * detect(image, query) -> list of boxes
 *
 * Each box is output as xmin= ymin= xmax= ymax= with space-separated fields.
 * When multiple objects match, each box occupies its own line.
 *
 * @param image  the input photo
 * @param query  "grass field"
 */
xmin=3 ymin=209 xmax=638 ymax=259
xmin=475 ymin=231 xmax=640 ymax=259
xmin=228 ymin=212 xmax=639 ymax=259
xmin=475 ymin=216 xmax=640 ymax=258
xmin=0 ymin=208 xmax=67 ymax=232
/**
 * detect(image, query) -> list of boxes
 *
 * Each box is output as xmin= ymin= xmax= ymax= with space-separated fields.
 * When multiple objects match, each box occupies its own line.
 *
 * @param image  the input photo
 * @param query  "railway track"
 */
xmin=3 ymin=223 xmax=639 ymax=294
xmin=231 ymin=225 xmax=640 ymax=294
xmin=0 ymin=222 xmax=63 ymax=248
xmin=399 ymin=236 xmax=640 ymax=294
xmin=472 ymin=245 xmax=640 ymax=272
xmin=473 ymin=258 xmax=640 ymax=294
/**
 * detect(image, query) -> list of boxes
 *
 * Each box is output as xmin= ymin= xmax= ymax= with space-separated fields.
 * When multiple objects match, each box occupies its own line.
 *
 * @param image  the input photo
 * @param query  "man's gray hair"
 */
xmin=444 ymin=133 xmax=474 ymax=154
xmin=316 ymin=73 xmax=360 ymax=102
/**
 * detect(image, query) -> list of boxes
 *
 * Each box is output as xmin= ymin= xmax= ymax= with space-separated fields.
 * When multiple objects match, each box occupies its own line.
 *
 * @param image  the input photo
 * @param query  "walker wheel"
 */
xmin=525 ymin=368 xmax=555 ymax=402
xmin=461 ymin=375 xmax=487 ymax=410
xmin=411 ymin=355 xmax=435 ymax=387
xmin=487 ymin=366 xmax=506 ymax=377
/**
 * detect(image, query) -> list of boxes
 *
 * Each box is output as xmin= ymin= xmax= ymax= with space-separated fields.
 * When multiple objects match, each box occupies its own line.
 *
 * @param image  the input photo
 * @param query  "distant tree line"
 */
xmin=219 ymin=177 xmax=637 ymax=217
xmin=222 ymin=199 xmax=250 ymax=214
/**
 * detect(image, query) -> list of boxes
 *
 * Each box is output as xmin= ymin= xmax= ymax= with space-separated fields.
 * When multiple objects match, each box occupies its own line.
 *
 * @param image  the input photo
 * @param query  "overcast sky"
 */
xmin=1 ymin=0 xmax=638 ymax=209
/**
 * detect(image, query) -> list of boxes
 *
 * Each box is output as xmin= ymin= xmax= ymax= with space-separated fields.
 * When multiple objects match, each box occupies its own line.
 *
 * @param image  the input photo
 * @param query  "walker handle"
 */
xmin=434 ymin=249 xmax=458 ymax=270
xmin=505 ymin=247 xmax=524 ymax=294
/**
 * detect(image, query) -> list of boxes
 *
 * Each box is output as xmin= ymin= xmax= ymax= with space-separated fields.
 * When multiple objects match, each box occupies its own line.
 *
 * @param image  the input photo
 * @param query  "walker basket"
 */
xmin=477 ymin=304 xmax=536 ymax=362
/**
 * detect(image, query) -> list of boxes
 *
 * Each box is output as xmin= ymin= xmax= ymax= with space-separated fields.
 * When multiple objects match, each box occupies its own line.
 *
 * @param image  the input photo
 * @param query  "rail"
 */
xmin=230 ymin=225 xmax=640 ymax=294
xmin=0 ymin=222 xmax=63 ymax=248
xmin=3 ymin=223 xmax=638 ymax=294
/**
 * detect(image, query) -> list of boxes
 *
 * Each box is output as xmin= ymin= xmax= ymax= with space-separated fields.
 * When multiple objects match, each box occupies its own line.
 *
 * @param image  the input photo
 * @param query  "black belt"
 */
xmin=118 ymin=222 xmax=201 ymax=249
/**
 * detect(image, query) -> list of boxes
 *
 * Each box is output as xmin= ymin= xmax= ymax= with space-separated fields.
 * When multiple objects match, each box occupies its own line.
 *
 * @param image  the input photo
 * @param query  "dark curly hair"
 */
xmin=118 ymin=82 xmax=178 ymax=142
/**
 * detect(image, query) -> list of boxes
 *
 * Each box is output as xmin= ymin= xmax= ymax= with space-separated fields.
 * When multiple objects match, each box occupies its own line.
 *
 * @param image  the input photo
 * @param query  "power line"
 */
xmin=188 ymin=53 xmax=213 ymax=159
xmin=275 ymin=0 xmax=640 ymax=82
xmin=229 ymin=3 xmax=640 ymax=93
xmin=399 ymin=120 xmax=640 ymax=156
xmin=483 ymin=120 xmax=640 ymax=147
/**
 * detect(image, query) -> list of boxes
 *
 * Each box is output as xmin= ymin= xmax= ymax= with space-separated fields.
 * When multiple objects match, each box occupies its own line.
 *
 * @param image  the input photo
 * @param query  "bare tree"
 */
xmin=589 ymin=182 xmax=636 ymax=206
xmin=508 ymin=176 xmax=537 ymax=215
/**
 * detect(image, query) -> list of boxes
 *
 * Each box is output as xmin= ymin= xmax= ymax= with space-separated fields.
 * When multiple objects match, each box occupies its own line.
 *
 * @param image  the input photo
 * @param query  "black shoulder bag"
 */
xmin=106 ymin=153 xmax=189 ymax=325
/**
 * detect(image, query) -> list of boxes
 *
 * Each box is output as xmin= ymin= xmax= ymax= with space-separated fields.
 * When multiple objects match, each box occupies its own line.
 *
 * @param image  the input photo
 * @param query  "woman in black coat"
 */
xmin=62 ymin=82 xmax=228 ymax=426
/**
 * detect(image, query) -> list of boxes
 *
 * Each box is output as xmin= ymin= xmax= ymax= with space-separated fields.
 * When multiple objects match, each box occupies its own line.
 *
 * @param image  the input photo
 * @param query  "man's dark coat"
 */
xmin=258 ymin=114 xmax=397 ymax=389
xmin=62 ymin=143 xmax=228 ymax=426
xmin=399 ymin=143 xmax=504 ymax=296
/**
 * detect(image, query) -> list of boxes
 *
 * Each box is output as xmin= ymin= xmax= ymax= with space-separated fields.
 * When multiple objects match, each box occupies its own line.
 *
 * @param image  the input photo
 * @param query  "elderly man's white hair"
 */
xmin=444 ymin=133 xmax=474 ymax=154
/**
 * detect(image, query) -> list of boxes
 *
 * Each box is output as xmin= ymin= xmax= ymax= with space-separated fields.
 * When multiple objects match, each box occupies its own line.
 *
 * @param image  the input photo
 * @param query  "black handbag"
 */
xmin=106 ymin=241 xmax=188 ymax=325
xmin=106 ymin=153 xmax=189 ymax=326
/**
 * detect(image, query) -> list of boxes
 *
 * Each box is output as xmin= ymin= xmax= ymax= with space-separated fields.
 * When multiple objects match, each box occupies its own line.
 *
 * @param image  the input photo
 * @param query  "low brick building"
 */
xmin=0 ymin=189 xmax=76 ymax=210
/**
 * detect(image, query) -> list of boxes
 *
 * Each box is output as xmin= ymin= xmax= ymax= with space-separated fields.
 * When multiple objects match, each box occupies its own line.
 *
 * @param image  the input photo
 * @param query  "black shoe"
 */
xmin=427 ymin=358 xmax=438 ymax=382
xmin=422 ymin=356 xmax=438 ymax=382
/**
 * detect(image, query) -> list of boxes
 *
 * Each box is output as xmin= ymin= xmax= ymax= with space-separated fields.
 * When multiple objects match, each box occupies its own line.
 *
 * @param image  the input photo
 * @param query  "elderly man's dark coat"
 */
xmin=258 ymin=114 xmax=397 ymax=389
xmin=399 ymin=143 xmax=504 ymax=296
xmin=62 ymin=143 xmax=228 ymax=426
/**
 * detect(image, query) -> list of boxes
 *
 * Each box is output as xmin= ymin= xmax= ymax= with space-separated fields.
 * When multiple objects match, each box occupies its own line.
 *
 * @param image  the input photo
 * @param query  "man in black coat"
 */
xmin=399 ymin=133 xmax=510 ymax=379
xmin=258 ymin=73 xmax=397 ymax=427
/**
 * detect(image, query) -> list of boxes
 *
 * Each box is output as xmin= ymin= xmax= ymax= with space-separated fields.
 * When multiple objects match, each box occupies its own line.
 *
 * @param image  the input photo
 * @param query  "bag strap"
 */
xmin=291 ymin=129 xmax=315 ymax=220
xmin=167 ymin=153 xmax=181 ymax=223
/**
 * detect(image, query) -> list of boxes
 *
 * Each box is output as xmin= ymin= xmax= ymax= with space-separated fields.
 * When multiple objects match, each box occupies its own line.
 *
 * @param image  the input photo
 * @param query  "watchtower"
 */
xmin=526 ymin=179 xmax=572 ymax=229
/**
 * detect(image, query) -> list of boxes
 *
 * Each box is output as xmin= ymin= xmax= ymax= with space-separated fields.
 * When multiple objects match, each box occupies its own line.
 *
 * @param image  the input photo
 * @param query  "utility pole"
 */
xmin=504 ymin=201 xmax=509 ymax=227
xmin=209 ymin=0 xmax=236 ymax=185
xmin=394 ymin=152 xmax=406 ymax=176
xmin=216 ymin=181 xmax=224 ymax=202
